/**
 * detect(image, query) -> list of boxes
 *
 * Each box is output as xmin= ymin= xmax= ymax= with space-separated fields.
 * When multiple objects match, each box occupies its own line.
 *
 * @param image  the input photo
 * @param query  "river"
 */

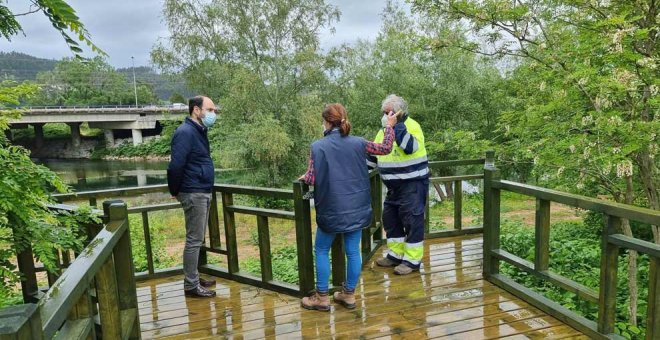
xmin=35 ymin=158 xmax=255 ymax=192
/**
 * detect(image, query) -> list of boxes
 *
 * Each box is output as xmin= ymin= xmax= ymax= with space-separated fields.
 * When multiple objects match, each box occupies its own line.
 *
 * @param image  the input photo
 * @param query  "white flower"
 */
xmin=577 ymin=183 xmax=585 ymax=190
xmin=603 ymin=163 xmax=612 ymax=176
xmin=612 ymin=147 xmax=621 ymax=154
xmin=581 ymin=115 xmax=593 ymax=125
xmin=569 ymin=145 xmax=576 ymax=153
xmin=578 ymin=78 xmax=588 ymax=86
xmin=616 ymin=161 xmax=633 ymax=178
xmin=608 ymin=115 xmax=623 ymax=125
xmin=533 ymin=156 xmax=539 ymax=165
xmin=539 ymin=82 xmax=546 ymax=91
xmin=557 ymin=166 xmax=565 ymax=177
xmin=583 ymin=146 xmax=591 ymax=159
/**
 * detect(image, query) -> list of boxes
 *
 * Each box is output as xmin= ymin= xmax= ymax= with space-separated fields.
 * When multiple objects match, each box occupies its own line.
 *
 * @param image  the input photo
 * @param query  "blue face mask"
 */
xmin=201 ymin=110 xmax=217 ymax=127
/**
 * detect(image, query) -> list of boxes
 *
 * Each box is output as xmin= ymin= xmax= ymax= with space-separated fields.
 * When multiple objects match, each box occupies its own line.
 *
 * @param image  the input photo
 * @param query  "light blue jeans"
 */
xmin=314 ymin=227 xmax=362 ymax=293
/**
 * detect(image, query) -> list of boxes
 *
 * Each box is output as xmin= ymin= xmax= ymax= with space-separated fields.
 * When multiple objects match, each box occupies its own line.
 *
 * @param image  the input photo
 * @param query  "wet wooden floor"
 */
xmin=137 ymin=235 xmax=587 ymax=339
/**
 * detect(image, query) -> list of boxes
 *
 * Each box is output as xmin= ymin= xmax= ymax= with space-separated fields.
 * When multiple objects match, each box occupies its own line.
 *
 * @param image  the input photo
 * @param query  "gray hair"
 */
xmin=381 ymin=94 xmax=408 ymax=115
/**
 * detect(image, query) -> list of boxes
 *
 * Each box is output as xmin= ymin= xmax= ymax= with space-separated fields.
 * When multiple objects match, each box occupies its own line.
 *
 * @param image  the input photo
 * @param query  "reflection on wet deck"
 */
xmin=137 ymin=235 xmax=587 ymax=339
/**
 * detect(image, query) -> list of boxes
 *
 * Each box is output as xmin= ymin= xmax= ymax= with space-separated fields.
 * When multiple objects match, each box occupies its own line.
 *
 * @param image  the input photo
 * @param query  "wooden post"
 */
xmin=67 ymin=292 xmax=96 ymax=340
xmin=0 ymin=304 xmax=43 ymax=339
xmin=454 ymin=180 xmax=463 ymax=230
xmin=647 ymin=256 xmax=660 ymax=340
xmin=221 ymin=192 xmax=239 ymax=274
xmin=293 ymin=181 xmax=315 ymax=296
xmin=108 ymin=202 xmax=140 ymax=339
xmin=141 ymin=211 xmax=155 ymax=275
xmin=482 ymin=150 xmax=500 ymax=277
xmin=331 ymin=234 xmax=346 ymax=289
xmin=534 ymin=199 xmax=551 ymax=272
xmin=257 ymin=216 xmax=273 ymax=282
xmin=597 ymin=215 xmax=621 ymax=334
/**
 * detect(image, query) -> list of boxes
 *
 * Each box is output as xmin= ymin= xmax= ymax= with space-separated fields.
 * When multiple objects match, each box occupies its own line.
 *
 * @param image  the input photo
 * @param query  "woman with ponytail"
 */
xmin=299 ymin=103 xmax=399 ymax=311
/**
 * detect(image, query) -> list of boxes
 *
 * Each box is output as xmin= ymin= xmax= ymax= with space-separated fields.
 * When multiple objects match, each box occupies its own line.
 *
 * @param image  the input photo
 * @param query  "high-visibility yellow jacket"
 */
xmin=368 ymin=116 xmax=429 ymax=185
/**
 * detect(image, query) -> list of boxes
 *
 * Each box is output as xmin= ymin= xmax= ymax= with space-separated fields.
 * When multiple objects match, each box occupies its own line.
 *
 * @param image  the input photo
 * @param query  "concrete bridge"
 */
xmin=6 ymin=105 xmax=187 ymax=147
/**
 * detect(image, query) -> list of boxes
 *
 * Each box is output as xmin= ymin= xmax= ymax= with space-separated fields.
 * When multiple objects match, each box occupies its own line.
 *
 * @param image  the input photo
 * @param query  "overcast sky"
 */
xmin=0 ymin=0 xmax=403 ymax=68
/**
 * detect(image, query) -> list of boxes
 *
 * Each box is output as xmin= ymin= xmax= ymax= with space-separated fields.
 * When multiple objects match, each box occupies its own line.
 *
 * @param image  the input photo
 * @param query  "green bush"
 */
xmin=241 ymin=246 xmax=299 ymax=284
xmin=128 ymin=214 xmax=177 ymax=272
xmin=500 ymin=219 xmax=649 ymax=339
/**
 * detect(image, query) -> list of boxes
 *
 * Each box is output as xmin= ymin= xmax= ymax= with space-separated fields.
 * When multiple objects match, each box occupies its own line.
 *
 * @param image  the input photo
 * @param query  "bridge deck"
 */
xmin=137 ymin=235 xmax=586 ymax=339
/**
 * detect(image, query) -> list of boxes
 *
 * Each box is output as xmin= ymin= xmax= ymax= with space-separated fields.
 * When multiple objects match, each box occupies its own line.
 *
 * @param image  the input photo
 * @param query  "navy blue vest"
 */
xmin=311 ymin=129 xmax=373 ymax=234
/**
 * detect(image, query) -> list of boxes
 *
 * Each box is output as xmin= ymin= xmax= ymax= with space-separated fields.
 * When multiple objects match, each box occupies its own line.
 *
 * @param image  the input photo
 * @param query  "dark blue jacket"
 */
xmin=167 ymin=117 xmax=214 ymax=196
xmin=312 ymin=129 xmax=372 ymax=234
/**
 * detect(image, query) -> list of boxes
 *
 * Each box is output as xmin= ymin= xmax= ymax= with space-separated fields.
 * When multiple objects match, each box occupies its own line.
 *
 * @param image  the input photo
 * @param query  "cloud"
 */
xmin=0 ymin=0 xmax=406 ymax=67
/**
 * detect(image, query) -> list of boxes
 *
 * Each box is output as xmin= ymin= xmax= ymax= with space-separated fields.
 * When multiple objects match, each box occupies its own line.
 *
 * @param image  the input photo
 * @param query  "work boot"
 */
xmin=394 ymin=263 xmax=419 ymax=275
xmin=333 ymin=284 xmax=356 ymax=309
xmin=375 ymin=256 xmax=400 ymax=267
xmin=301 ymin=290 xmax=330 ymax=311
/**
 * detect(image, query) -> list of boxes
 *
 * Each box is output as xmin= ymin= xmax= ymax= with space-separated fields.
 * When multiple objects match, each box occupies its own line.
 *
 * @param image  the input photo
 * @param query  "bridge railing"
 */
xmin=0 ymin=201 xmax=140 ymax=339
xmin=482 ymin=161 xmax=660 ymax=339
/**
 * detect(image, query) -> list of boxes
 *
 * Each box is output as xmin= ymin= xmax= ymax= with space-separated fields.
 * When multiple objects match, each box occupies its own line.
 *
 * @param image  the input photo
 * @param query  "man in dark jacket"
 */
xmin=167 ymin=95 xmax=218 ymax=298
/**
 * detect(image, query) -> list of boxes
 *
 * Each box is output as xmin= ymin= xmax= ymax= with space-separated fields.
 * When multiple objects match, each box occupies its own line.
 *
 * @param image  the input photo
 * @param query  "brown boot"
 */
xmin=301 ymin=290 xmax=330 ymax=311
xmin=375 ymin=256 xmax=400 ymax=267
xmin=333 ymin=284 xmax=356 ymax=309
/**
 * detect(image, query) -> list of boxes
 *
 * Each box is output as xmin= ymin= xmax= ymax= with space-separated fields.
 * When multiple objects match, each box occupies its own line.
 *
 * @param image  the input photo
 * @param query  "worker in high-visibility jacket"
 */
xmin=368 ymin=94 xmax=429 ymax=275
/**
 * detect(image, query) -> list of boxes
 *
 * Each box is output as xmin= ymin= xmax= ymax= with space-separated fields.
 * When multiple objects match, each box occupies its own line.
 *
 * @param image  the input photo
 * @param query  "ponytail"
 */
xmin=339 ymin=119 xmax=351 ymax=136
xmin=322 ymin=103 xmax=352 ymax=137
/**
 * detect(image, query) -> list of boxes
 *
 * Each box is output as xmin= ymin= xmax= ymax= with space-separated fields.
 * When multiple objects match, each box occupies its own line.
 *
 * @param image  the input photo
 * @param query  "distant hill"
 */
xmin=0 ymin=52 xmax=57 ymax=81
xmin=0 ymin=51 xmax=191 ymax=101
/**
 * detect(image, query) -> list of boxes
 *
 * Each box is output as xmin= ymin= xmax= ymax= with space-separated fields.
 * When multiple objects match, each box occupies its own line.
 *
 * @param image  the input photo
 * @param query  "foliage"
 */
xmin=0 ymin=0 xmax=104 ymax=57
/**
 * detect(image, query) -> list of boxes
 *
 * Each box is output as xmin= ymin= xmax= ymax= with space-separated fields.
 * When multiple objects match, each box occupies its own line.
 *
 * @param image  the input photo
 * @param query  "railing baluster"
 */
xmin=535 ymin=199 xmax=551 ymax=272
xmin=483 ymin=150 xmax=500 ymax=277
xmin=141 ymin=211 xmax=155 ymax=275
xmin=221 ymin=192 xmax=239 ymax=274
xmin=597 ymin=214 xmax=621 ymax=334
xmin=15 ymin=245 xmax=39 ymax=303
xmin=208 ymin=190 xmax=222 ymax=250
xmin=293 ymin=181 xmax=315 ymax=296
xmin=257 ymin=215 xmax=273 ymax=282
xmin=454 ymin=180 xmax=462 ymax=231
xmin=645 ymin=255 xmax=659 ymax=340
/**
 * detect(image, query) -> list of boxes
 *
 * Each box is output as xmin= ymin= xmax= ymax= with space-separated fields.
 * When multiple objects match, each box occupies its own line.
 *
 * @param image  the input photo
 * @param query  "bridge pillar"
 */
xmin=32 ymin=123 xmax=44 ymax=149
xmin=131 ymin=129 xmax=143 ymax=146
xmin=68 ymin=122 xmax=82 ymax=148
xmin=104 ymin=129 xmax=115 ymax=148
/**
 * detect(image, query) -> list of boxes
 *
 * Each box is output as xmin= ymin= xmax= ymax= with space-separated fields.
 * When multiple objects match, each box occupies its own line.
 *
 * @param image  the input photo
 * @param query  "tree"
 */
xmin=411 ymin=0 xmax=659 ymax=329
xmin=0 ymin=0 xmax=104 ymax=57
xmin=31 ymin=57 xmax=158 ymax=106
xmin=0 ymin=0 xmax=101 ymax=304
xmin=152 ymin=0 xmax=340 ymax=186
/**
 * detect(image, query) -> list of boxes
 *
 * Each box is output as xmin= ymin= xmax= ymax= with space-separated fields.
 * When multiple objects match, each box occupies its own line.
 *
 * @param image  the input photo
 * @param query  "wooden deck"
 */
xmin=137 ymin=235 xmax=587 ymax=339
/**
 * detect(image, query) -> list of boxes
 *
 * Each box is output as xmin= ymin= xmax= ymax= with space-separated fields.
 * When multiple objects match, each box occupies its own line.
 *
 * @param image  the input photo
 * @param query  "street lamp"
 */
xmin=131 ymin=56 xmax=138 ymax=106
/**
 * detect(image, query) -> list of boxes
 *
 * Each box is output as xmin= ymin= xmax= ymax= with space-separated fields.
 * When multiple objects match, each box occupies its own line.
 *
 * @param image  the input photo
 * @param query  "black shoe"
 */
xmin=184 ymin=285 xmax=216 ymax=298
xmin=200 ymin=277 xmax=216 ymax=287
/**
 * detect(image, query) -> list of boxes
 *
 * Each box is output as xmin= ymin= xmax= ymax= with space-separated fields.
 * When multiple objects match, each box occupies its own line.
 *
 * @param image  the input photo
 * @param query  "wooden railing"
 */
xmin=482 ymin=161 xmax=660 ymax=340
xmin=54 ymin=182 xmax=317 ymax=296
xmin=425 ymin=152 xmax=490 ymax=239
xmin=0 ymin=201 xmax=140 ymax=339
